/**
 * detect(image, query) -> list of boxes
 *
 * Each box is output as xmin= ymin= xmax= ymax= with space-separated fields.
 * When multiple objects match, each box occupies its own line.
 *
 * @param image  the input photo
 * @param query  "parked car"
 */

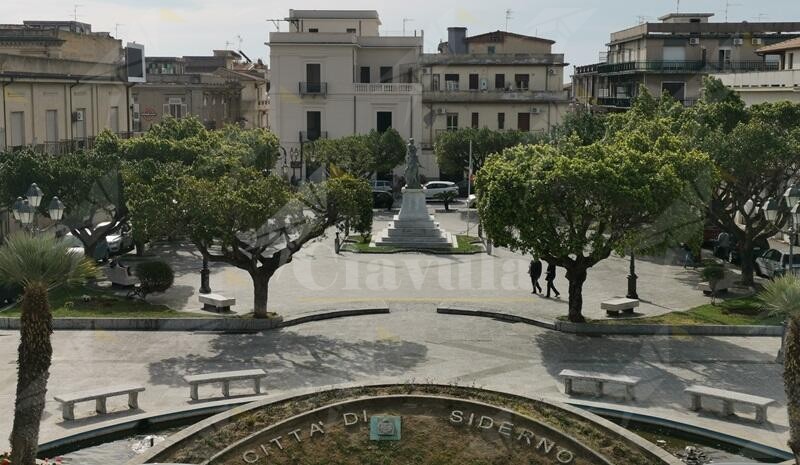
xmin=466 ymin=194 xmax=477 ymax=208
xmin=371 ymin=180 xmax=393 ymax=193
xmin=62 ymin=232 xmax=110 ymax=262
xmin=372 ymin=190 xmax=394 ymax=209
xmin=424 ymin=181 xmax=459 ymax=199
xmin=99 ymin=221 xmax=135 ymax=254
xmin=754 ymin=249 xmax=800 ymax=278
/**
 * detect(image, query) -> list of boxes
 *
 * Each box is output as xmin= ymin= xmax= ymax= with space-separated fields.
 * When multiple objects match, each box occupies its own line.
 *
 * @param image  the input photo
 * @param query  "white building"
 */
xmin=268 ymin=10 xmax=425 ymax=180
xmin=713 ymin=37 xmax=800 ymax=105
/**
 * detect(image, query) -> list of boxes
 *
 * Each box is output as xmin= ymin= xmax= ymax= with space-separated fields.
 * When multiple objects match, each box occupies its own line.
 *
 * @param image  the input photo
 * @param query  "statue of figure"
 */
xmin=404 ymin=138 xmax=422 ymax=189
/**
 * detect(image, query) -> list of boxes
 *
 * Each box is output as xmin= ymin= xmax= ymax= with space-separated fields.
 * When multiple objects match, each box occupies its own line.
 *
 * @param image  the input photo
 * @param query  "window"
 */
xmin=346 ymin=28 xmax=357 ymax=33
xmin=10 ymin=111 xmax=25 ymax=147
xmin=446 ymin=113 xmax=458 ymax=131
xmin=515 ymin=74 xmax=530 ymax=90
xmin=45 ymin=110 xmax=58 ymax=143
xmin=306 ymin=111 xmax=322 ymax=140
xmin=469 ymin=74 xmax=479 ymax=90
xmin=495 ymin=74 xmax=505 ymax=90
xmin=517 ymin=112 xmax=530 ymax=132
xmin=166 ymin=98 xmax=186 ymax=119
xmin=360 ymin=67 xmax=371 ymax=83
xmin=306 ymin=63 xmax=322 ymax=93
xmin=662 ymin=82 xmax=686 ymax=102
xmin=431 ymin=74 xmax=440 ymax=91
xmin=488 ymin=46 xmax=496 ymax=55
xmin=308 ymin=28 xmax=319 ymax=33
xmin=377 ymin=112 xmax=392 ymax=132
xmin=445 ymin=74 xmax=459 ymax=91
xmin=380 ymin=66 xmax=393 ymax=83
xmin=497 ymin=112 xmax=505 ymax=130
xmin=471 ymin=112 xmax=479 ymax=129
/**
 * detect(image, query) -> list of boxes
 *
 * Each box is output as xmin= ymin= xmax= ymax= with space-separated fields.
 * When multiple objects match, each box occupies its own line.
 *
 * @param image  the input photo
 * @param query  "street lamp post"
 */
xmin=626 ymin=252 xmax=639 ymax=299
xmin=199 ymin=256 xmax=211 ymax=294
xmin=11 ymin=183 xmax=66 ymax=235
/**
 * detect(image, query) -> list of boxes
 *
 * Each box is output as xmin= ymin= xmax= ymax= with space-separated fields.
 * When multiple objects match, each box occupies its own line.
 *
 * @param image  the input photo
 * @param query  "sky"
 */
xmin=5 ymin=0 xmax=800 ymax=83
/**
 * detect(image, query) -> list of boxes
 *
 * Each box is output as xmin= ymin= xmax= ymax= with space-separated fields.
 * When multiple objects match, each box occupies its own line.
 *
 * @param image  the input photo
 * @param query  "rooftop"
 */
xmin=465 ymin=30 xmax=555 ymax=45
xmin=287 ymin=9 xmax=380 ymax=21
xmin=657 ymin=12 xmax=714 ymax=21
xmin=757 ymin=36 xmax=800 ymax=53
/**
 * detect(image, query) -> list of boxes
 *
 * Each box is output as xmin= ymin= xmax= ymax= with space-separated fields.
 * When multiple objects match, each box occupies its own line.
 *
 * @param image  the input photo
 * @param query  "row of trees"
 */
xmin=476 ymin=77 xmax=800 ymax=322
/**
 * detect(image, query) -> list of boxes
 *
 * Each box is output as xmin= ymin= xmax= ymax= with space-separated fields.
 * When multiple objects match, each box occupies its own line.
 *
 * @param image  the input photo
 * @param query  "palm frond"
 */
xmin=0 ymin=233 xmax=98 ymax=289
xmin=758 ymin=275 xmax=800 ymax=318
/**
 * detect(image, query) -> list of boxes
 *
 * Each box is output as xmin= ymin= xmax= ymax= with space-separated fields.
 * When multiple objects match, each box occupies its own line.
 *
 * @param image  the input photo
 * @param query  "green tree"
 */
xmin=685 ymin=77 xmax=800 ymax=285
xmin=477 ymin=135 xmax=713 ymax=322
xmin=551 ymin=107 xmax=607 ymax=146
xmin=435 ymin=128 xmax=547 ymax=178
xmin=0 ymin=234 xmax=96 ymax=465
xmin=759 ymin=275 xmax=800 ymax=463
xmin=165 ymin=169 xmax=371 ymax=318
xmin=313 ymin=129 xmax=405 ymax=178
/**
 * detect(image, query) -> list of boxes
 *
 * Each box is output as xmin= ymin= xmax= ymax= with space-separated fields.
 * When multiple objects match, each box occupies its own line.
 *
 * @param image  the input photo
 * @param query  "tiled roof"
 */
xmin=757 ymin=37 xmax=800 ymax=54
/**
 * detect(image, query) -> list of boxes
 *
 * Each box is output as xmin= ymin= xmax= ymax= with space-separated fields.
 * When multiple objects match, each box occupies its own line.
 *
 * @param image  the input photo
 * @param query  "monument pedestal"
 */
xmin=372 ymin=189 xmax=457 ymax=250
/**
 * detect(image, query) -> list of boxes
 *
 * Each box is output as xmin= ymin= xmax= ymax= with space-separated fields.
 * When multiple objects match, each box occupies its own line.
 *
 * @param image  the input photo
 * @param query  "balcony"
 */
xmin=593 ymin=60 xmax=781 ymax=75
xmin=299 ymin=131 xmax=328 ymax=142
xmin=299 ymin=82 xmax=327 ymax=96
xmin=352 ymin=83 xmax=421 ymax=94
xmin=575 ymin=63 xmax=600 ymax=75
xmin=424 ymin=89 xmax=569 ymax=104
xmin=596 ymin=97 xmax=698 ymax=108
xmin=713 ymin=69 xmax=800 ymax=89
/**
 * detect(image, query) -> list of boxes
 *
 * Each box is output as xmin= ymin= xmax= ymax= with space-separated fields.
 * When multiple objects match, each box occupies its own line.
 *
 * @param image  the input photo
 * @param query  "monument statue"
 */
xmin=404 ymin=138 xmax=421 ymax=189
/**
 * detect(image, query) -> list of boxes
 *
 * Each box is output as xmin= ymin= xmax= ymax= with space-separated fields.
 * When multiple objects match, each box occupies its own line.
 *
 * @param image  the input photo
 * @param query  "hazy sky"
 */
xmin=5 ymin=0 xmax=800 ymax=82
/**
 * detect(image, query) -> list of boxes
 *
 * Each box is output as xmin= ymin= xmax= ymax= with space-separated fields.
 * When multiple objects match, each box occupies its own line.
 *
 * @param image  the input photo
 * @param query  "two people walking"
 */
xmin=529 ymin=258 xmax=560 ymax=298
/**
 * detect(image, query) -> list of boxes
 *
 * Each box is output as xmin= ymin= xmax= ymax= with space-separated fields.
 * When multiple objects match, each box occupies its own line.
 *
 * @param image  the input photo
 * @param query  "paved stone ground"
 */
xmin=0 ymin=308 xmax=786 ymax=454
xmin=121 ymin=205 xmax=715 ymax=321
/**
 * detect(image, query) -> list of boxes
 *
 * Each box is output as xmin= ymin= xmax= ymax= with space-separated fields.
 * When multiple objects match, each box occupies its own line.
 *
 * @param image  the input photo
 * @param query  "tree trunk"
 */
xmin=251 ymin=272 xmax=271 ymax=319
xmin=135 ymin=240 xmax=146 ymax=257
xmin=10 ymin=283 xmax=53 ymax=465
xmin=565 ymin=267 xmax=588 ymax=323
xmin=739 ymin=236 xmax=756 ymax=286
xmin=783 ymin=316 xmax=800 ymax=464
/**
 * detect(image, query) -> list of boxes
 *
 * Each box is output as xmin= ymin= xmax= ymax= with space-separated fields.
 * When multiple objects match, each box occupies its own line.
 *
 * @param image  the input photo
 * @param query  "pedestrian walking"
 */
xmin=529 ymin=258 xmax=543 ymax=294
xmin=545 ymin=262 xmax=560 ymax=298
xmin=681 ymin=243 xmax=696 ymax=269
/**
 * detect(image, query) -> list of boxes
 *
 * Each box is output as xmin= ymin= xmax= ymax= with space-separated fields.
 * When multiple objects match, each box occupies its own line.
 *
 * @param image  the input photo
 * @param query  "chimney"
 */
xmin=447 ymin=27 xmax=468 ymax=54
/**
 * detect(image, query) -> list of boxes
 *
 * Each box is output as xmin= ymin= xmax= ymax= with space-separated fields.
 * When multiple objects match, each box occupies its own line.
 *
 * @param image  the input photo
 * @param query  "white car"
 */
xmin=755 ymin=249 xmax=800 ymax=278
xmin=424 ymin=181 xmax=459 ymax=199
xmin=371 ymin=180 xmax=393 ymax=192
xmin=97 ymin=221 xmax=135 ymax=254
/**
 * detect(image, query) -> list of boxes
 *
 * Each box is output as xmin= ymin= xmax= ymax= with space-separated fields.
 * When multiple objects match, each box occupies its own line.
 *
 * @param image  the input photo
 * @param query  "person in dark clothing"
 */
xmin=528 ymin=259 xmax=543 ymax=294
xmin=545 ymin=262 xmax=560 ymax=298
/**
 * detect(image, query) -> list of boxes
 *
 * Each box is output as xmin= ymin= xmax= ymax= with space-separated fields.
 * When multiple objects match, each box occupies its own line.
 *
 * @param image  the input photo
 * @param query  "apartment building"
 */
xmin=0 ymin=21 xmax=133 ymax=152
xmin=572 ymin=13 xmax=800 ymax=110
xmin=420 ymin=28 xmax=569 ymax=167
xmin=132 ymin=50 xmax=269 ymax=132
xmin=268 ymin=9 xmax=424 ymax=179
xmin=714 ymin=37 xmax=800 ymax=105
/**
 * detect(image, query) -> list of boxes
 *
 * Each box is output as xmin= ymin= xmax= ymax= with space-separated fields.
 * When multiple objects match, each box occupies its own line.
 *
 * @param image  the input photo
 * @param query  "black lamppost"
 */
xmin=12 ymin=183 xmax=66 ymax=234
xmin=289 ymin=147 xmax=301 ymax=184
xmin=626 ymin=251 xmax=639 ymax=299
xmin=199 ymin=255 xmax=211 ymax=294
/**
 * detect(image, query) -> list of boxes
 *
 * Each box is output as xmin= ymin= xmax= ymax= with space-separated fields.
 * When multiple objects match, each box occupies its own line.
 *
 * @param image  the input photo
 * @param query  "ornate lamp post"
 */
xmin=12 ymin=183 xmax=66 ymax=234
xmin=626 ymin=251 xmax=639 ymax=300
xmin=289 ymin=147 xmax=301 ymax=185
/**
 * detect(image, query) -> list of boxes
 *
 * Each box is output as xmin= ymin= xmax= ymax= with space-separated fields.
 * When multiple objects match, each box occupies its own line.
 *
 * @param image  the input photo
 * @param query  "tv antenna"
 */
xmin=675 ymin=0 xmax=680 ymax=14
xmin=236 ymin=34 xmax=244 ymax=50
xmin=636 ymin=15 xmax=651 ymax=24
xmin=402 ymin=18 xmax=414 ymax=36
xmin=224 ymin=40 xmax=233 ymax=50
xmin=753 ymin=13 xmax=768 ymax=22
xmin=73 ymin=3 xmax=83 ymax=21
xmin=505 ymin=9 xmax=513 ymax=31
xmin=724 ymin=0 xmax=741 ymax=22
xmin=266 ymin=18 xmax=288 ymax=32
xmin=115 ymin=23 xmax=123 ymax=37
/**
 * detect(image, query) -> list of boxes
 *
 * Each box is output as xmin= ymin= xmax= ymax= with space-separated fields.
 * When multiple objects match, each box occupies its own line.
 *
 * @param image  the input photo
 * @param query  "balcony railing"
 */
xmin=299 ymin=131 xmax=328 ymax=142
xmin=594 ymin=60 xmax=781 ymax=75
xmin=597 ymin=97 xmax=698 ymax=108
xmin=575 ymin=63 xmax=600 ymax=75
xmin=714 ymin=68 xmax=800 ymax=88
xmin=352 ymin=83 xmax=421 ymax=94
xmin=299 ymin=82 xmax=327 ymax=96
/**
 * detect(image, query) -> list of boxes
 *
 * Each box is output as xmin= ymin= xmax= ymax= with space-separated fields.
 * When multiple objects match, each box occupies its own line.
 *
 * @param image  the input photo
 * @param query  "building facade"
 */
xmin=420 ymin=28 xmax=569 ymax=177
xmin=713 ymin=37 xmax=800 ymax=105
xmin=268 ymin=10 xmax=424 ymax=179
xmin=132 ymin=50 xmax=268 ymax=132
xmin=0 ymin=21 xmax=131 ymax=152
xmin=572 ymin=13 xmax=800 ymax=110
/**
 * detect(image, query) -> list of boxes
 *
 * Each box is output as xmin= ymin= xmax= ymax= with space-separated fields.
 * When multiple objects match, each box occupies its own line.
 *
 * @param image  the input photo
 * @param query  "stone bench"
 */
xmin=698 ymin=281 xmax=731 ymax=295
xmin=105 ymin=266 xmax=138 ymax=287
xmin=199 ymin=293 xmax=236 ymax=312
xmin=559 ymin=369 xmax=642 ymax=400
xmin=601 ymin=298 xmax=639 ymax=316
xmin=184 ymin=369 xmax=266 ymax=400
xmin=54 ymin=385 xmax=145 ymax=421
xmin=685 ymin=385 xmax=776 ymax=424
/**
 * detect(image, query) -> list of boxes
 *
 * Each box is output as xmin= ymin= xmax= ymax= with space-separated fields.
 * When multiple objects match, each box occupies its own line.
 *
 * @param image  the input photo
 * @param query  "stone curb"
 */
xmin=0 ymin=308 xmax=390 ymax=332
xmin=436 ymin=307 xmax=783 ymax=337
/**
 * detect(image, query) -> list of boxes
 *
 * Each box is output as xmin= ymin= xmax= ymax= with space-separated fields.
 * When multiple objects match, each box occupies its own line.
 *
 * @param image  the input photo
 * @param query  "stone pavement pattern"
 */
xmin=136 ymin=208 xmax=713 ymax=320
xmin=0 ymin=307 xmax=786 ymax=452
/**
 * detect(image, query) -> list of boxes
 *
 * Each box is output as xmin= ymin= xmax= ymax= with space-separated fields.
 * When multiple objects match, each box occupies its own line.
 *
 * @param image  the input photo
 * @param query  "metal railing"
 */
xmin=597 ymin=97 xmax=698 ymax=108
xmin=299 ymin=82 xmax=327 ymax=96
xmin=594 ymin=60 xmax=781 ymax=74
xmin=352 ymin=83 xmax=420 ymax=94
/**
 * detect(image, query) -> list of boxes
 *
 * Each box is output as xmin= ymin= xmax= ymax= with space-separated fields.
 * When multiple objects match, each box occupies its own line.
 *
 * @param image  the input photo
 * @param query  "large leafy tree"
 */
xmin=312 ymin=129 xmax=405 ymax=178
xmin=435 ymin=128 xmax=548 ymax=178
xmin=0 ymin=234 xmax=95 ymax=465
xmin=684 ymin=78 xmax=800 ymax=285
xmin=477 ymin=121 xmax=713 ymax=322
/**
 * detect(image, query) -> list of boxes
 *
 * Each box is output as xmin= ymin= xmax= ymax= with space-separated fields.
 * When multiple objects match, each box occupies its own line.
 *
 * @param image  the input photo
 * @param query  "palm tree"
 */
xmin=759 ymin=275 xmax=800 ymax=464
xmin=0 ymin=233 xmax=96 ymax=465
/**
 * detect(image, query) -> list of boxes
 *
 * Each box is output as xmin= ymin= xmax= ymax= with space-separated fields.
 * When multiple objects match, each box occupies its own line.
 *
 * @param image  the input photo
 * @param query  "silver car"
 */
xmin=424 ymin=181 xmax=459 ymax=199
xmin=755 ymin=249 xmax=800 ymax=278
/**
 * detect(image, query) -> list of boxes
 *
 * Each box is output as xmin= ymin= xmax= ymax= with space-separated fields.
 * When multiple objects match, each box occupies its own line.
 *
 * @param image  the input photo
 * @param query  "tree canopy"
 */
xmin=434 ymin=128 xmax=548 ymax=178
xmin=312 ymin=129 xmax=405 ymax=178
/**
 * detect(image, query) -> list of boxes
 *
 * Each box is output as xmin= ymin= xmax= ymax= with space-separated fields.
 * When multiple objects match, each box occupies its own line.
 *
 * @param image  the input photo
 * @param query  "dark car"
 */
xmin=372 ymin=190 xmax=394 ymax=209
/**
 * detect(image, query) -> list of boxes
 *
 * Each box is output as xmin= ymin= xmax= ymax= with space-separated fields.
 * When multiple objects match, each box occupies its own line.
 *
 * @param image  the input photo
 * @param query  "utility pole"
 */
xmin=402 ymin=18 xmax=414 ymax=36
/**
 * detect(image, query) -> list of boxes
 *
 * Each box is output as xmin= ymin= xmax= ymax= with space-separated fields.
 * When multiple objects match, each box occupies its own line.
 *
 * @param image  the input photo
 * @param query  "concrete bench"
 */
xmin=183 ymin=369 xmax=266 ymax=400
xmin=698 ymin=281 xmax=731 ymax=295
xmin=559 ymin=369 xmax=641 ymax=400
xmin=685 ymin=385 xmax=776 ymax=424
xmin=199 ymin=293 xmax=236 ymax=312
xmin=54 ymin=385 xmax=145 ymax=421
xmin=105 ymin=266 xmax=138 ymax=287
xmin=601 ymin=298 xmax=639 ymax=316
